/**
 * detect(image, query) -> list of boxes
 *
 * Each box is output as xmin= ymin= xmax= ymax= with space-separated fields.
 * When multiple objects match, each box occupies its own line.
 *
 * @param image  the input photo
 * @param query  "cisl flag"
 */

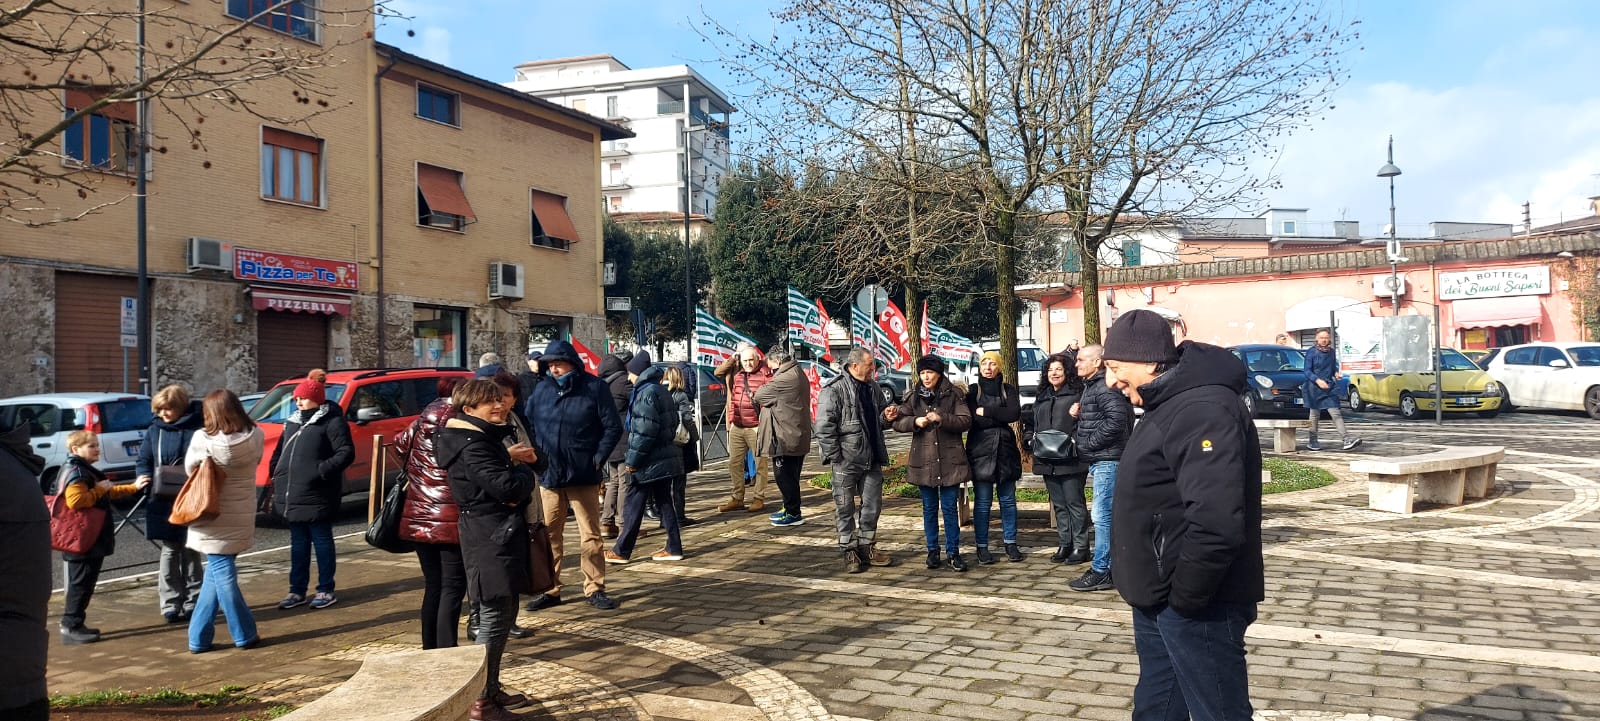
xmin=877 ymin=299 xmax=912 ymax=363
xmin=570 ymin=337 xmax=602 ymax=376
xmin=786 ymin=286 xmax=833 ymax=361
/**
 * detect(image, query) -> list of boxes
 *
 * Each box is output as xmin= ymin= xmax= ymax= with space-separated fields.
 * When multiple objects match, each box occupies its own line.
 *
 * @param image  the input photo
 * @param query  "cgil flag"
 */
xmin=694 ymin=306 xmax=759 ymax=367
xmin=569 ymin=336 xmax=602 ymax=376
xmin=786 ymin=286 xmax=832 ymax=361
xmin=852 ymin=304 xmax=905 ymax=370
xmin=877 ymin=299 xmax=912 ymax=363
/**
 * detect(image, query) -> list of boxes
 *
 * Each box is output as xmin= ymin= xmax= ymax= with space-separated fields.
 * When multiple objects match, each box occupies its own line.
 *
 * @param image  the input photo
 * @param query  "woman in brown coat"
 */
xmin=887 ymin=355 xmax=972 ymax=572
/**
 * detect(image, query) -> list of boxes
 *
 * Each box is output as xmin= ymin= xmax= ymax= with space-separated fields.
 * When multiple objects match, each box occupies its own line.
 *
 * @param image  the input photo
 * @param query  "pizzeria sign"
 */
xmin=234 ymin=247 xmax=358 ymax=291
xmin=1438 ymin=265 xmax=1549 ymax=300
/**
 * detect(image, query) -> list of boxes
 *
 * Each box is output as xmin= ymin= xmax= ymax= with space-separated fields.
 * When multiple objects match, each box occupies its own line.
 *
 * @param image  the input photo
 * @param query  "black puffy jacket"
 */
xmin=434 ymin=414 xmax=535 ymax=603
xmin=965 ymin=378 xmax=1021 ymax=484
xmin=1111 ymin=341 xmax=1263 ymax=616
xmin=268 ymin=402 xmax=354 ymax=523
xmin=0 ymin=426 xmax=49 ymax=713
xmin=624 ymin=365 xmax=684 ymax=484
xmin=1074 ymin=372 xmax=1133 ymax=463
xmin=1029 ymin=383 xmax=1084 ymax=477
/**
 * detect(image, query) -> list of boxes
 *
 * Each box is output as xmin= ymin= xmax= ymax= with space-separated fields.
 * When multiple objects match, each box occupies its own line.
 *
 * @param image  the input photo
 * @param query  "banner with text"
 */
xmin=786 ymin=286 xmax=833 ymax=361
xmin=877 ymin=299 xmax=913 ymax=365
xmin=694 ymin=306 xmax=760 ymax=367
xmin=922 ymin=308 xmax=978 ymax=363
xmin=852 ymin=305 xmax=905 ymax=370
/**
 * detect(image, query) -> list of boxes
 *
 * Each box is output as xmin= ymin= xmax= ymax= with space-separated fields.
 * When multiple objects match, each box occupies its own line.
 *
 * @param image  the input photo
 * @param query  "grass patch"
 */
xmin=51 ymin=686 xmax=251 ymax=709
xmin=1262 ymin=456 xmax=1337 ymax=494
xmin=239 ymin=705 xmax=296 ymax=721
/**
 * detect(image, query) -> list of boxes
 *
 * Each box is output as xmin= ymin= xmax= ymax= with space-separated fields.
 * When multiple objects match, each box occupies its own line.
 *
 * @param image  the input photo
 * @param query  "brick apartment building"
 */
xmin=0 ymin=2 xmax=629 ymax=394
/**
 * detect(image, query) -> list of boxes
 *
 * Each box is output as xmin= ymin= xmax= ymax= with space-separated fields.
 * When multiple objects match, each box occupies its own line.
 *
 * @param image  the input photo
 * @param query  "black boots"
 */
xmin=925 ymin=549 xmax=941 ymax=569
xmin=976 ymin=547 xmax=995 ymax=565
xmin=61 ymin=624 xmax=100 ymax=645
xmin=1004 ymin=543 xmax=1024 ymax=562
xmin=946 ymin=554 xmax=968 ymax=572
xmin=1050 ymin=545 xmax=1071 ymax=563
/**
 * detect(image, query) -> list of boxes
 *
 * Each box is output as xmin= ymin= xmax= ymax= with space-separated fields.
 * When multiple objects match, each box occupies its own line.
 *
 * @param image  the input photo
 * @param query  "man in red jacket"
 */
xmin=715 ymin=344 xmax=772 ymax=512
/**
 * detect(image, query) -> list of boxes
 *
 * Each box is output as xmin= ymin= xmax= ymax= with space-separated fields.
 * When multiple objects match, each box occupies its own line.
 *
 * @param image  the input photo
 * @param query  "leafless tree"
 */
xmin=0 ymin=0 xmax=392 ymax=225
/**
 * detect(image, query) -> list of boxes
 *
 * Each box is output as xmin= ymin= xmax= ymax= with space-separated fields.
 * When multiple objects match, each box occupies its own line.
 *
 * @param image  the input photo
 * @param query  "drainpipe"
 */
xmin=374 ymin=51 xmax=399 ymax=366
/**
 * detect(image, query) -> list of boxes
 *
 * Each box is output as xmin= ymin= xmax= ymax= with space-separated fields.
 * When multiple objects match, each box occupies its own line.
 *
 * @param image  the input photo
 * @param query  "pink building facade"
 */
xmin=1024 ymin=234 xmax=1600 ymax=351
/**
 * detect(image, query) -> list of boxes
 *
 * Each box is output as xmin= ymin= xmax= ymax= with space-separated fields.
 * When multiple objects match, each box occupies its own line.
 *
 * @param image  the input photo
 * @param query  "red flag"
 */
xmin=877 ymin=300 xmax=912 ymax=362
xmin=815 ymin=299 xmax=834 ymax=362
xmin=803 ymin=364 xmax=821 ymax=422
xmin=570 ymin=337 xmax=602 ymax=376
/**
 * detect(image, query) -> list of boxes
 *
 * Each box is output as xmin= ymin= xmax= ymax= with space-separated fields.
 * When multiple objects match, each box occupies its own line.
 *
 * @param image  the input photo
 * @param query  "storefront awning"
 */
xmin=1284 ymin=295 xmax=1369 ymax=332
xmin=1451 ymin=295 xmax=1542 ymax=329
xmin=249 ymin=287 xmax=352 ymax=316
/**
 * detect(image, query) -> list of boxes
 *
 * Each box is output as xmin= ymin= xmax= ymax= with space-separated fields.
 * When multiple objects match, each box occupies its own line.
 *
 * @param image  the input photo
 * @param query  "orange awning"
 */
xmin=1451 ymin=295 xmax=1543 ymax=329
xmin=531 ymin=190 xmax=580 ymax=243
xmin=417 ymin=164 xmax=476 ymax=221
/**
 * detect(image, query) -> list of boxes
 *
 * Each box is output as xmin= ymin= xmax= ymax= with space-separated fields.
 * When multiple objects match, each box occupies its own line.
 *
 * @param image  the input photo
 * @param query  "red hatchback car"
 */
xmin=248 ymin=367 xmax=472 ymax=506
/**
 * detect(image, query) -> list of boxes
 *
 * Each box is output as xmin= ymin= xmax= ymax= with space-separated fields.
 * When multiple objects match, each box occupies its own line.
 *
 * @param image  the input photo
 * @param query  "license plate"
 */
xmin=1292 ymin=398 xmax=1304 ymax=405
xmin=123 ymin=440 xmax=141 ymax=456
xmin=1453 ymin=397 xmax=1473 ymax=406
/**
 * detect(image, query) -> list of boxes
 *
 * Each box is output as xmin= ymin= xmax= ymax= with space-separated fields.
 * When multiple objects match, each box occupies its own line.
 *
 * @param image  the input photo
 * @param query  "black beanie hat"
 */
xmin=915 ymin=355 xmax=947 ymax=375
xmin=1103 ymin=309 xmax=1178 ymax=363
xmin=626 ymin=349 xmax=653 ymax=376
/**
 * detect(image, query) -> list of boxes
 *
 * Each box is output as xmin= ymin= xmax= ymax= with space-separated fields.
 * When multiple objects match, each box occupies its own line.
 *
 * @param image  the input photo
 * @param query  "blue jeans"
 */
xmin=971 ymin=480 xmax=1017 ymax=547
xmin=188 ymin=554 xmax=257 ymax=650
xmin=1131 ymin=602 xmax=1256 ymax=721
xmin=1088 ymin=461 xmax=1118 ymax=572
xmin=288 ymin=520 xmax=336 ymax=595
xmin=919 ymin=485 xmax=961 ymax=555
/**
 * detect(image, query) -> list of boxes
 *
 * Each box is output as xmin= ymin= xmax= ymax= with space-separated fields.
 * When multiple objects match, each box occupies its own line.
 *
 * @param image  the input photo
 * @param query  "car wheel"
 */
xmin=1586 ymin=386 xmax=1600 ymax=420
xmin=878 ymin=384 xmax=895 ymax=408
xmin=1399 ymin=393 xmax=1421 ymax=420
xmin=1241 ymin=391 xmax=1260 ymax=417
xmin=1497 ymin=383 xmax=1514 ymax=411
xmin=1347 ymin=386 xmax=1367 ymax=412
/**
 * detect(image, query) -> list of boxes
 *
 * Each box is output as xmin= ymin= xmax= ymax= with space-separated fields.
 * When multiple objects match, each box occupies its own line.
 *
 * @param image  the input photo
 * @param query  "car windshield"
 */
xmin=1438 ymin=349 xmax=1480 ymax=371
xmin=1569 ymin=346 xmax=1600 ymax=367
xmin=249 ymin=384 xmax=347 ymax=423
xmin=1016 ymin=348 xmax=1047 ymax=372
xmin=94 ymin=398 xmax=155 ymax=433
xmin=1244 ymin=349 xmax=1304 ymax=373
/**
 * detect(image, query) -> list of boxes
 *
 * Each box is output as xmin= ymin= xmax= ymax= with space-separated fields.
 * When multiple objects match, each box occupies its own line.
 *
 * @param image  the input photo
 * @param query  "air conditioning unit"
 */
xmin=186 ymin=237 xmax=231 ymax=272
xmin=1372 ymin=274 xmax=1407 ymax=298
xmin=489 ymin=262 xmax=525 ymax=300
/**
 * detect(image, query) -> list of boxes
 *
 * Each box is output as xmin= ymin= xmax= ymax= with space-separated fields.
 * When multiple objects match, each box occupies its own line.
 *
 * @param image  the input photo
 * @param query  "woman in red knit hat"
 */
xmin=266 ymin=376 xmax=353 ymax=611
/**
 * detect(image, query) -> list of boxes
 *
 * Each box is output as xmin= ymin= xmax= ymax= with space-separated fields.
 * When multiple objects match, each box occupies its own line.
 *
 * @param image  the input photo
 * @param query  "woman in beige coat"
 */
xmin=183 ymin=390 xmax=265 ymax=654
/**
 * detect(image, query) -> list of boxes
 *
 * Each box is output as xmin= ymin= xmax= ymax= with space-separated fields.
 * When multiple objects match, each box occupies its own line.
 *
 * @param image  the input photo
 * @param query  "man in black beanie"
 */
xmin=1100 ymin=309 xmax=1263 ymax=721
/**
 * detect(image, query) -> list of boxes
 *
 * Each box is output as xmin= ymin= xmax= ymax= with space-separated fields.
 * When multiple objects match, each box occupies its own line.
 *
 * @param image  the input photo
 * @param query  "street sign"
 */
xmin=602 ymin=262 xmax=618 ymax=287
xmin=605 ymin=296 xmax=632 ymax=311
xmin=120 ymin=296 xmax=137 ymax=335
xmin=120 ymin=334 xmax=137 ymax=348
xmin=855 ymin=284 xmax=888 ymax=315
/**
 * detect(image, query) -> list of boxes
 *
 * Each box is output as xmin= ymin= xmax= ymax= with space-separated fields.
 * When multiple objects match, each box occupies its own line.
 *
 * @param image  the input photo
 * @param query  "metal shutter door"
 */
xmin=256 ymin=311 xmax=329 ymax=388
xmin=54 ymin=272 xmax=141 ymax=392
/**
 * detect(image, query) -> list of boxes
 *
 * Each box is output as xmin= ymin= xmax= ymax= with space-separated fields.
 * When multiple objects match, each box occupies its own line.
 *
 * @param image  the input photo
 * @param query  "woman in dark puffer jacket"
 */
xmin=395 ymin=376 xmax=464 ymax=649
xmin=606 ymin=364 xmax=685 ymax=562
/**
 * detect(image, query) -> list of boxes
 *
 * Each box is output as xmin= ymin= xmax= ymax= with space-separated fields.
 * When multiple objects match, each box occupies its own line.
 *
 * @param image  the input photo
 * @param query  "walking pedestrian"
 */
xmin=605 ymin=363 xmax=685 ymax=563
xmin=268 ymin=376 xmax=354 ymax=611
xmin=395 ymin=377 xmax=467 ymax=649
xmin=1068 ymin=345 xmax=1132 ymax=592
xmin=434 ymin=380 xmax=538 ymax=721
xmin=1102 ymin=309 xmax=1264 ymax=721
xmin=663 ymin=365 xmax=700 ymax=526
xmin=0 ymin=424 xmax=50 ymax=721
xmin=714 ymin=344 xmax=773 ymax=512
xmin=753 ymin=346 xmax=813 ymax=527
xmin=1304 ymin=328 xmax=1360 ymax=451
xmin=1030 ymin=353 xmax=1089 ymax=564
xmin=58 ymin=432 xmax=149 ymax=644
xmin=523 ymin=340 xmax=624 ymax=612
xmin=184 ymin=390 xmax=266 ymax=654
xmin=136 ymin=385 xmax=206 ymax=623
xmin=887 ymin=355 xmax=972 ymax=572
xmin=965 ymin=351 xmax=1023 ymax=564
xmin=815 ymin=347 xmax=892 ymax=572
xmin=517 ymin=352 xmax=543 ymax=403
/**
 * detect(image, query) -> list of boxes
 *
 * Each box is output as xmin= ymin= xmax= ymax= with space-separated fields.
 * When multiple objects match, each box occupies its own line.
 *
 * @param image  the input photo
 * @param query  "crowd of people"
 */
xmin=7 ymin=309 xmax=1268 ymax=721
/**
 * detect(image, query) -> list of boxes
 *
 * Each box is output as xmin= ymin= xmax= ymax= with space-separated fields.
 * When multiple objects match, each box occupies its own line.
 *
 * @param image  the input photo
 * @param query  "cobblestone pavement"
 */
xmin=46 ymin=411 xmax=1600 ymax=721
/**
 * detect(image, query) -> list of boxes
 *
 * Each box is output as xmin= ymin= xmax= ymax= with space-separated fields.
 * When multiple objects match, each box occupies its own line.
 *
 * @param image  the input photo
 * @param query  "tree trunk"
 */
xmin=905 ymin=281 xmax=923 ymax=368
xmin=1079 ymin=231 xmax=1104 ymax=345
xmin=994 ymin=210 xmax=1018 ymax=387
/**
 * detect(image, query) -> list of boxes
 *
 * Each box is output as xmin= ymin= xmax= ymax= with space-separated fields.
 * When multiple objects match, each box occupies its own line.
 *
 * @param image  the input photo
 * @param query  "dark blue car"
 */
xmin=1228 ymin=344 xmax=1349 ymax=418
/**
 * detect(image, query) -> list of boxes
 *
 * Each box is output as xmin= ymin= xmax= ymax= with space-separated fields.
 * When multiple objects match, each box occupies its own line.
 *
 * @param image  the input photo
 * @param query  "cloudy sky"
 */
xmin=377 ymin=0 xmax=1600 ymax=234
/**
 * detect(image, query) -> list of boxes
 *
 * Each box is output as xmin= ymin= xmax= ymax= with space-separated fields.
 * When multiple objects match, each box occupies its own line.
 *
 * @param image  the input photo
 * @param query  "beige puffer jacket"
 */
xmin=184 ymin=428 xmax=265 ymax=556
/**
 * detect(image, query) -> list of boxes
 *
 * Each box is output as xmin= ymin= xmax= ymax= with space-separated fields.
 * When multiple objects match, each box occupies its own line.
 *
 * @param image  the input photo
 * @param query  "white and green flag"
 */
xmin=786 ymin=286 xmax=832 ymax=361
xmin=694 ymin=306 xmax=759 ymax=367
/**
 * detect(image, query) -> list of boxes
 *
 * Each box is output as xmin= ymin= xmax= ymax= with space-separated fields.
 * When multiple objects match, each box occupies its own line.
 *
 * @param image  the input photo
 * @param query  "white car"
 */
xmin=1482 ymin=342 xmax=1600 ymax=419
xmin=0 ymin=392 xmax=152 ymax=490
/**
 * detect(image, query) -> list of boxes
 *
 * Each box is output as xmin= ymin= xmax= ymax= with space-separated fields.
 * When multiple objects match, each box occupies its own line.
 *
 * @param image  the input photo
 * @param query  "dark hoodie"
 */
xmin=525 ymin=340 xmax=624 ymax=489
xmin=1110 ymin=341 xmax=1264 ymax=616
xmin=0 ymin=425 xmax=49 ymax=714
xmin=623 ymin=364 xmax=683 ymax=483
xmin=598 ymin=354 xmax=633 ymax=464
xmin=136 ymin=400 xmax=204 ymax=542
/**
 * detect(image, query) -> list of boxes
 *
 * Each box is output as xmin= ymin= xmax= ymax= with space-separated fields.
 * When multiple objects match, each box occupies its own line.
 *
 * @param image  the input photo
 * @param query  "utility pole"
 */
xmin=1376 ymin=136 xmax=1403 ymax=317
xmin=135 ymin=0 xmax=151 ymax=393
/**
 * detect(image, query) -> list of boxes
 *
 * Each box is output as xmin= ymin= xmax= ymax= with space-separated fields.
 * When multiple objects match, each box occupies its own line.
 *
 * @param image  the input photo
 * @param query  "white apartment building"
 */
xmin=507 ymin=55 xmax=733 ymax=217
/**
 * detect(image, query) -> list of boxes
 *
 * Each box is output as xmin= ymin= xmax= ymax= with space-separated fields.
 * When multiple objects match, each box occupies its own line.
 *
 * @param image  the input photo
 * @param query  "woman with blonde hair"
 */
xmin=185 ymin=390 xmax=265 ymax=653
xmin=662 ymin=365 xmax=699 ymax=525
xmin=59 ymin=431 xmax=148 ymax=644
xmin=135 ymin=384 xmax=206 ymax=623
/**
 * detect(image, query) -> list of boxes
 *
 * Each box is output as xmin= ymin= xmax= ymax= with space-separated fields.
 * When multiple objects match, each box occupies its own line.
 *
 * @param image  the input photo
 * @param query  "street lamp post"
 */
xmin=1377 ymin=136 xmax=1403 ymax=317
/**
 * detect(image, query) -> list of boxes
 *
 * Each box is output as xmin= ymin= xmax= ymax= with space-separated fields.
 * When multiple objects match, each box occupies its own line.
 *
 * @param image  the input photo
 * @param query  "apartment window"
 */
xmin=417 ymin=164 xmax=475 ymax=231
xmin=226 ymin=0 xmax=320 ymax=42
xmin=416 ymin=84 xmax=459 ymax=126
xmin=605 ymin=95 xmax=619 ymax=117
xmin=1122 ymin=240 xmax=1142 ymax=267
xmin=1062 ymin=244 xmax=1082 ymax=273
xmin=1282 ymin=220 xmax=1297 ymax=235
xmin=260 ymin=127 xmax=321 ymax=206
xmin=572 ymin=98 xmax=587 ymax=113
xmin=62 ymin=89 xmax=138 ymax=173
xmin=530 ymin=190 xmax=580 ymax=251
xmin=608 ymin=196 xmax=621 ymax=212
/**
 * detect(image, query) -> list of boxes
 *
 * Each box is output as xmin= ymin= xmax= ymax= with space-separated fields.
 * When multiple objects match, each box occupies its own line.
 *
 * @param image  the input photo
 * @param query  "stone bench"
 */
xmin=278 ymin=645 xmax=484 ymax=721
xmin=1253 ymin=418 xmax=1310 ymax=454
xmin=1350 ymin=445 xmax=1505 ymax=514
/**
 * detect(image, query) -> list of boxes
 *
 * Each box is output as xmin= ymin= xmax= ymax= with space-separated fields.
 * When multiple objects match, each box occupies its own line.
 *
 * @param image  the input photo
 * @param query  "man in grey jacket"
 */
xmin=814 ymin=347 xmax=892 ymax=572
xmin=753 ymin=345 xmax=814 ymax=528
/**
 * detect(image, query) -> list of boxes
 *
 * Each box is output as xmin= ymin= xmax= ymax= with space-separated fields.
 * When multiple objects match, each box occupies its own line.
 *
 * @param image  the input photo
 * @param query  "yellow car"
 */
xmin=1346 ymin=348 xmax=1503 ymax=420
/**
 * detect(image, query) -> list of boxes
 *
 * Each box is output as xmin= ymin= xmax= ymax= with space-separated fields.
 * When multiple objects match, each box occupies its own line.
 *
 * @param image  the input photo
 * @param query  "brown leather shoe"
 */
xmin=717 ymin=499 xmax=745 ymax=513
xmin=470 ymin=699 xmax=519 ymax=721
xmin=492 ymin=689 xmax=530 ymax=710
xmin=747 ymin=499 xmax=766 ymax=513
xmin=602 ymin=523 xmax=619 ymax=540
xmin=864 ymin=544 xmax=892 ymax=567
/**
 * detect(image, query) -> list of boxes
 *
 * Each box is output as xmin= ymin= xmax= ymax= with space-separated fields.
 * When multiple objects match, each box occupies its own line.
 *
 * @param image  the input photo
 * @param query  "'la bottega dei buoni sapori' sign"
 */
xmin=1438 ymin=265 xmax=1549 ymax=301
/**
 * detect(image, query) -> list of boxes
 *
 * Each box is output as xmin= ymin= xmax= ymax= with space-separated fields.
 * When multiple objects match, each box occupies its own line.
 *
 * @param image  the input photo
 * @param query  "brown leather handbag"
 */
xmin=527 ymin=520 xmax=557 ymax=594
xmin=169 ymin=456 xmax=224 ymax=526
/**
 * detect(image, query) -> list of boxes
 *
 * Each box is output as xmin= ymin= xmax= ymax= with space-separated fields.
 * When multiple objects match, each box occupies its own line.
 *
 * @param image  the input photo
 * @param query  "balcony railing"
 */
xmin=657 ymin=101 xmax=712 ymax=128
